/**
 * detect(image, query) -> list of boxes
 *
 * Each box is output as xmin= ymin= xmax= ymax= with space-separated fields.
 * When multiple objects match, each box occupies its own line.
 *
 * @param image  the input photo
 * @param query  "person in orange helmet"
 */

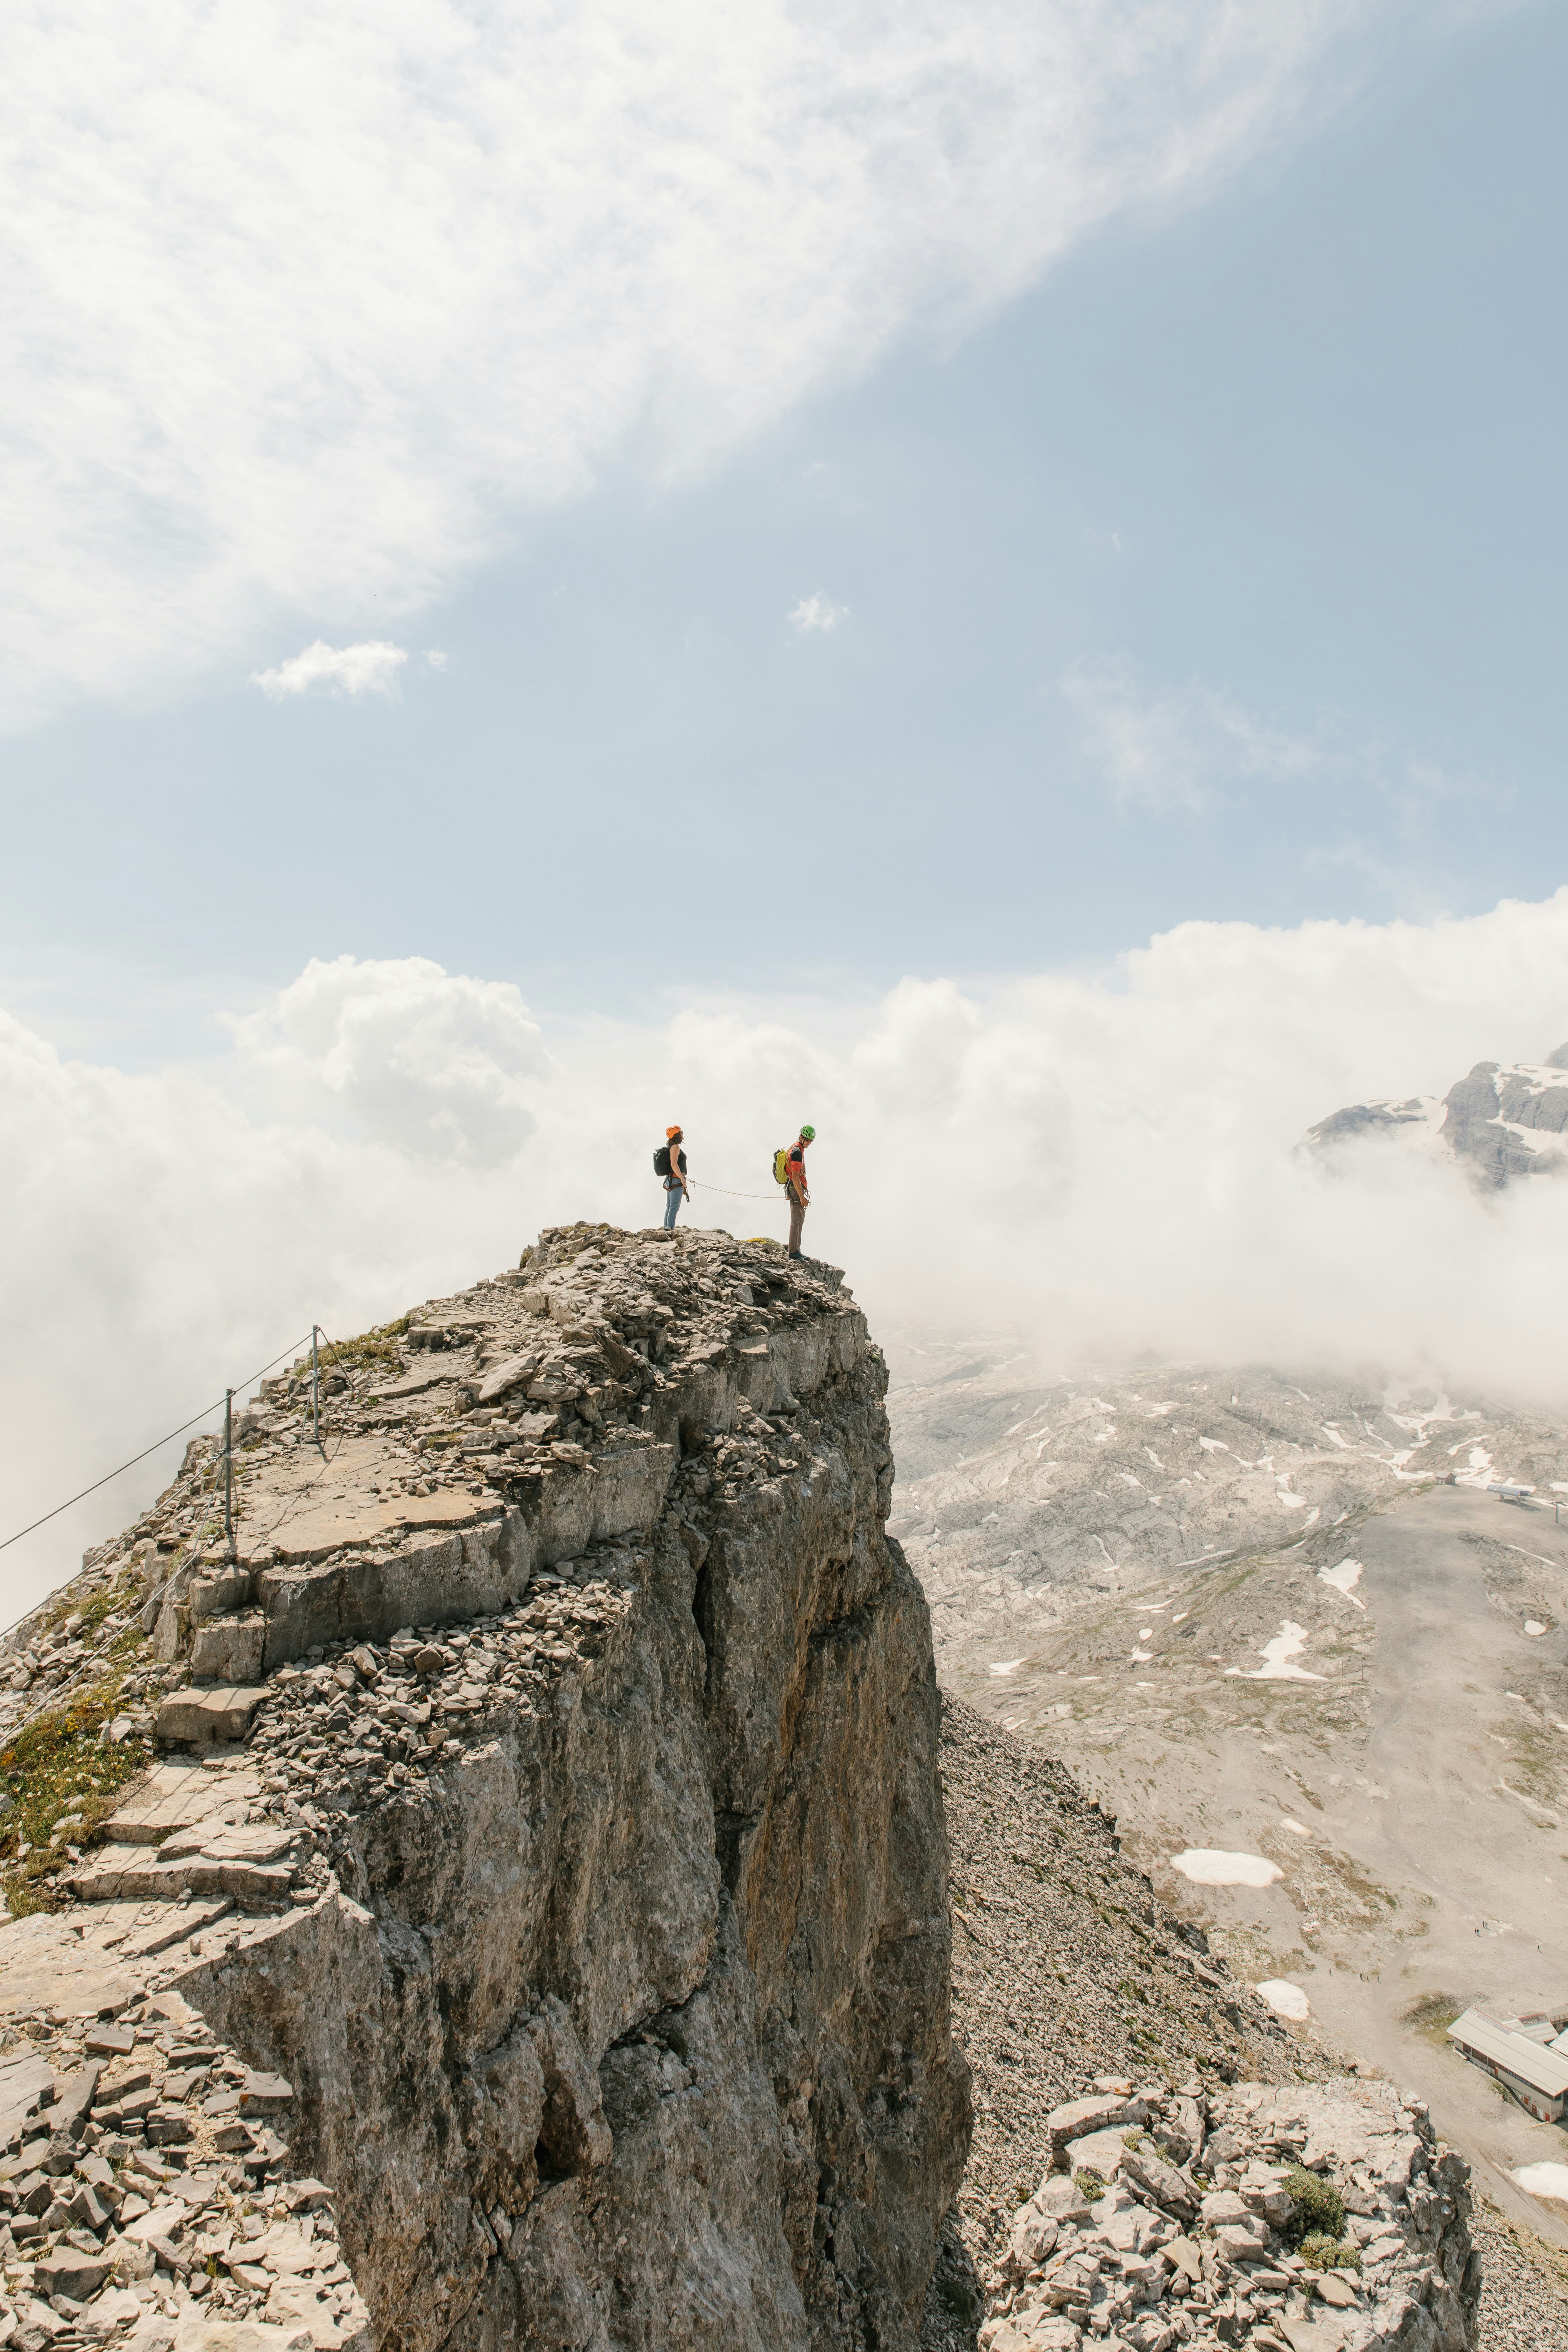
xmin=658 ymin=1124 xmax=689 ymax=1230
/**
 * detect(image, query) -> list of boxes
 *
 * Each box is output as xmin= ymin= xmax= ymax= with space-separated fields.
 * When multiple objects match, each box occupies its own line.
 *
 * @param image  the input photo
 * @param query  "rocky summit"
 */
xmin=0 ymin=1226 xmax=1511 ymax=2352
xmin=0 ymin=1224 xmax=971 ymax=2352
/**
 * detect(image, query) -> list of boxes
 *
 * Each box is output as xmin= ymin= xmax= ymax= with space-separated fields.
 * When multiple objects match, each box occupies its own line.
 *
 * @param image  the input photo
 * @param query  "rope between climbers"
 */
xmin=688 ymin=1179 xmax=786 ymax=1204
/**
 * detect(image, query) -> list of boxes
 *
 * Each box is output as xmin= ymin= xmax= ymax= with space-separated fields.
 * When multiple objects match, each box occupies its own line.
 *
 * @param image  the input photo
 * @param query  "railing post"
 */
xmin=312 ymin=1327 xmax=321 ymax=1448
xmin=224 ymin=1388 xmax=234 ymax=1552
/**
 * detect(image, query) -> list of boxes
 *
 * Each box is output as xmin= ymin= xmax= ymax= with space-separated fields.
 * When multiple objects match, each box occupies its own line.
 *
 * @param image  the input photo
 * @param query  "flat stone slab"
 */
xmin=106 ymin=1761 xmax=260 ymax=1843
xmin=248 ymin=1489 xmax=500 ymax=1565
xmin=1063 ymin=2125 xmax=1138 ymax=2178
xmin=1045 ymin=2094 xmax=1136 ymax=2149
xmin=162 ymin=1822 xmax=297 ymax=1864
xmin=67 ymin=1845 xmax=295 ymax=1905
xmin=157 ymin=1686 xmax=269 ymax=1745
xmin=361 ymin=1369 xmax=451 ymax=1400
xmin=34 ymin=2249 xmax=113 ymax=2300
xmin=0 ymin=2049 xmax=56 ymax=2138
xmin=0 ymin=1910 xmax=141 ymax=2020
xmin=234 ymin=1438 xmax=501 ymax=1567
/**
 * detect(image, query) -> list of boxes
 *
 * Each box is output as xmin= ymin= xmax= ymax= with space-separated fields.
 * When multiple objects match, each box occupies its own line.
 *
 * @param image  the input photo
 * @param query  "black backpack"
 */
xmin=653 ymin=1143 xmax=672 ymax=1177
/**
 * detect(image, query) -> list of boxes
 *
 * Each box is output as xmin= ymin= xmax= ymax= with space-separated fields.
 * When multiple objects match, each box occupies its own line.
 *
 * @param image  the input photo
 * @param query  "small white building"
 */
xmin=1447 ymin=2009 xmax=1568 ymax=2122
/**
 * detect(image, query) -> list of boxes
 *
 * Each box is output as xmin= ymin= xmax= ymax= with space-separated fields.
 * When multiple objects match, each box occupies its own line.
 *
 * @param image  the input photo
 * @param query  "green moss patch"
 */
xmin=1400 ymin=1990 xmax=1463 ymax=2032
xmin=33 ymin=1560 xmax=148 ymax=1643
xmin=1300 ymin=2232 xmax=1361 ymax=2274
xmin=299 ymin=1317 xmax=411 ymax=1386
xmin=1284 ymin=2166 xmax=1347 ymax=2246
xmin=0 ymin=1673 xmax=152 ymax=1916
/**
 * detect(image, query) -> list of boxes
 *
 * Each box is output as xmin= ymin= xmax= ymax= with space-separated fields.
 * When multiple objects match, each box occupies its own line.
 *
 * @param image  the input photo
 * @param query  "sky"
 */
xmin=2 ymin=0 xmax=1566 ymax=1614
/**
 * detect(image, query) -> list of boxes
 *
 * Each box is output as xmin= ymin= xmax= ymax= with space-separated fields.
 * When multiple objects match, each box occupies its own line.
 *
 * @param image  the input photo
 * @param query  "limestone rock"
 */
xmin=985 ymin=2073 xmax=1480 ymax=2352
xmin=1045 ymin=2095 xmax=1135 ymax=2152
xmin=173 ymin=2326 xmax=315 ymax=2352
xmin=156 ymin=1685 xmax=268 ymax=1746
xmin=0 ymin=1225 xmax=970 ymax=2352
xmin=32 ymin=2246 xmax=112 ymax=2299
xmin=1118 ymin=2141 xmax=1195 ymax=2216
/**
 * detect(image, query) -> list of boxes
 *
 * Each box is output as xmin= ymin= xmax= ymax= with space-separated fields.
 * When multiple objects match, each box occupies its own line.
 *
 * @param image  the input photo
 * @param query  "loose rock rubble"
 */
xmin=936 ymin=1706 xmax=1292 ymax=2254
xmin=1469 ymin=2209 xmax=1568 ymax=2352
xmin=980 ymin=2076 xmax=1477 ymax=2352
xmin=3 ymin=1225 xmax=970 ymax=2352
xmin=0 ymin=1983 xmax=368 ymax=2352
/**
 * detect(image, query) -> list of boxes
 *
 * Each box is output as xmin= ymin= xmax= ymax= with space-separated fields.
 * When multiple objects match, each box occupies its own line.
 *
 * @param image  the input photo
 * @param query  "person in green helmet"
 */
xmin=785 ymin=1125 xmax=815 ymax=1258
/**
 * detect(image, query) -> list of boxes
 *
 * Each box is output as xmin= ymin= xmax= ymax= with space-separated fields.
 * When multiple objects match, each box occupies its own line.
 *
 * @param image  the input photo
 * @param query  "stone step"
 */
xmin=156 ymin=1686 xmax=269 ymax=1746
xmin=105 ymin=1760 xmax=259 ymax=1842
xmin=65 ymin=1846 xmax=297 ymax=1905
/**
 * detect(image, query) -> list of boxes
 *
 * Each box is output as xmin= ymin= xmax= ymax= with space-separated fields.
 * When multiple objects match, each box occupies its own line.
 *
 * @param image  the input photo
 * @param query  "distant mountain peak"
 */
xmin=1306 ymin=1046 xmax=1568 ymax=1186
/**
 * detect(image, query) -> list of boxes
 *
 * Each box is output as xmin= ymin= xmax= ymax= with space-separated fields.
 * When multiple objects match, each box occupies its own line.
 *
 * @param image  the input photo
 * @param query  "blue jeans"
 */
xmin=663 ymin=1181 xmax=684 ymax=1229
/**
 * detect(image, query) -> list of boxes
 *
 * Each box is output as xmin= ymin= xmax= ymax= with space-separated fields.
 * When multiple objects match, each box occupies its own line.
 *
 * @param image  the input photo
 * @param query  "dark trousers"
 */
xmin=787 ymin=1189 xmax=807 ymax=1255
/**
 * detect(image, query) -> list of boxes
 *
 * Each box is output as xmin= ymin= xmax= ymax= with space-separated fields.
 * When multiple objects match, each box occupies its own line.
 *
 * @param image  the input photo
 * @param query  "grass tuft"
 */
xmin=1400 ymin=1990 xmax=1463 ymax=2031
xmin=294 ymin=1318 xmax=411 ymax=1386
xmin=0 ymin=1670 xmax=152 ymax=1915
xmin=1284 ymin=2166 xmax=1347 ymax=2246
xmin=1300 ymin=2232 xmax=1361 ymax=2274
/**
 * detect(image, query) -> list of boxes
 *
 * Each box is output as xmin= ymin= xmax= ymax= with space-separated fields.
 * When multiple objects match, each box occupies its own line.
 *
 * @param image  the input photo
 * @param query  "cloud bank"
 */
xmin=7 ymin=884 xmax=1568 ymax=1619
xmin=3 ymin=0 xmax=1475 ymax=729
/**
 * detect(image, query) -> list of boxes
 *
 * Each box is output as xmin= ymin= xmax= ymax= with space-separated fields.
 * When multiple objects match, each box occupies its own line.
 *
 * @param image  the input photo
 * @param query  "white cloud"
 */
xmin=230 ymin=955 xmax=550 ymax=1163
xmin=1062 ymin=658 xmax=1325 ymax=814
xmin=0 ymin=0 xmax=1478 ymax=730
xmin=789 ymin=594 xmax=849 ymax=634
xmin=1062 ymin=656 xmax=1489 ymax=820
xmin=252 ymin=640 xmax=408 ymax=699
xmin=11 ymin=885 xmax=1568 ymax=1619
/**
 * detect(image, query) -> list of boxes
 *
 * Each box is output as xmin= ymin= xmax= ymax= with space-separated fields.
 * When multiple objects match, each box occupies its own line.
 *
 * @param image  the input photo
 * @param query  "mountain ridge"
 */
xmin=1306 ymin=1044 xmax=1568 ymax=1186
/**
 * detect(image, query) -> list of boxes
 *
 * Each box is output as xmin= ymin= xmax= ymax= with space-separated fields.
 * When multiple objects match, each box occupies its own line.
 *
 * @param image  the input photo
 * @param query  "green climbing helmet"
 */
xmin=800 ymin=1124 xmax=816 ymax=1141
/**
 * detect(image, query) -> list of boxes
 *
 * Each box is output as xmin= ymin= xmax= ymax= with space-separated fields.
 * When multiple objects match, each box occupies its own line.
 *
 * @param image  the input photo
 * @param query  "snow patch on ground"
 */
xmin=1524 ymin=1620 xmax=1547 ymax=1638
xmin=1319 ymin=1558 xmax=1366 ymax=1610
xmin=1255 ymin=1980 xmax=1310 ymax=2021
xmin=987 ymin=1658 xmax=1025 ymax=1677
xmin=1225 ymin=1622 xmax=1326 ymax=1683
xmin=1281 ymin=1818 xmax=1312 ymax=1837
xmin=1514 ymin=2163 xmax=1568 ymax=2206
xmin=1170 ymin=1850 xmax=1283 ymax=1889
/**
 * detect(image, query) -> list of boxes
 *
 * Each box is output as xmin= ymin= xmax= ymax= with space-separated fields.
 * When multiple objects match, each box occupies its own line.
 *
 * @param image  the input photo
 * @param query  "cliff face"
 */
xmin=0 ymin=1225 xmax=971 ymax=2352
